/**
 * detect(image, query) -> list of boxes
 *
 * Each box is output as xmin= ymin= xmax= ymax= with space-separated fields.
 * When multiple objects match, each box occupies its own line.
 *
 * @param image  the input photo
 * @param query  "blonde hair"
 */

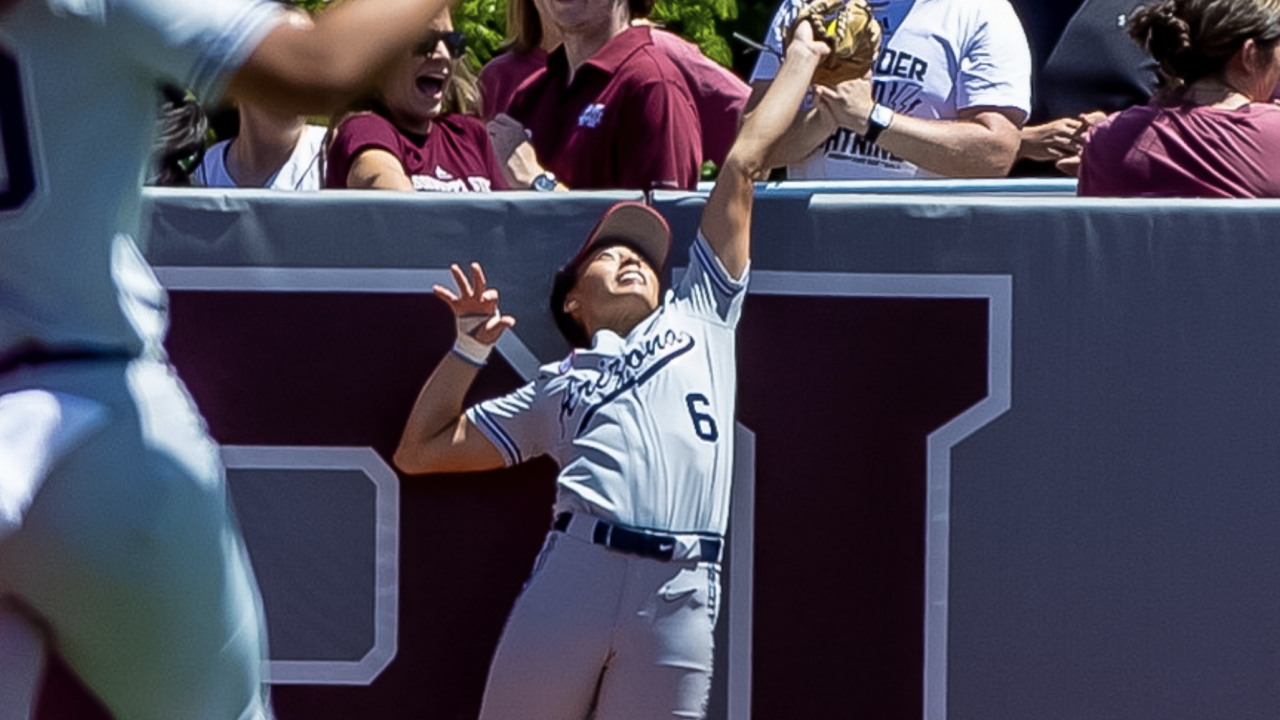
xmin=500 ymin=0 xmax=655 ymax=53
xmin=501 ymin=0 xmax=544 ymax=54
xmin=443 ymin=51 xmax=481 ymax=116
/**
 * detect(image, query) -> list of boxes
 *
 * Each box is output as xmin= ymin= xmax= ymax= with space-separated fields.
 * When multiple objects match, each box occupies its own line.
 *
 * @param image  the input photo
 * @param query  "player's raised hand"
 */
xmin=434 ymin=263 xmax=516 ymax=358
xmin=785 ymin=7 xmax=833 ymax=63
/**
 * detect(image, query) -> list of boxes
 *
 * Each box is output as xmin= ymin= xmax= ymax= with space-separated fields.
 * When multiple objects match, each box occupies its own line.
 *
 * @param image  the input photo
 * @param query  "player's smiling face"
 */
xmin=379 ymin=12 xmax=455 ymax=135
xmin=565 ymin=242 xmax=661 ymax=336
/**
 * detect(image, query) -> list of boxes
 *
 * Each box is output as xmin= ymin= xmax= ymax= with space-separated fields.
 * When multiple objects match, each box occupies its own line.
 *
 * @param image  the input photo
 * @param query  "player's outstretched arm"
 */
xmin=394 ymin=263 xmax=515 ymax=475
xmin=743 ymin=79 xmax=839 ymax=169
xmin=226 ymin=0 xmax=457 ymax=116
xmin=700 ymin=23 xmax=828 ymax=278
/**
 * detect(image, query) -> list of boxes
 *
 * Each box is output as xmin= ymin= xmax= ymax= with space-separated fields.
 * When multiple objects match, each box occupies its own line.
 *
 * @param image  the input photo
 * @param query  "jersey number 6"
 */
xmin=685 ymin=393 xmax=719 ymax=442
xmin=0 ymin=47 xmax=37 ymax=212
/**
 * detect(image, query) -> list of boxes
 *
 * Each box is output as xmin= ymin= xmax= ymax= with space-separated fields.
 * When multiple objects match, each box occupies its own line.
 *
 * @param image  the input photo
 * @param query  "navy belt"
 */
xmin=553 ymin=512 xmax=721 ymax=563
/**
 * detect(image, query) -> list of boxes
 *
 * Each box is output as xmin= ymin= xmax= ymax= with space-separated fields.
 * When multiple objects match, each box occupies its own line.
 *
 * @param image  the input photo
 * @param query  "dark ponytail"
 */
xmin=1129 ymin=0 xmax=1280 ymax=101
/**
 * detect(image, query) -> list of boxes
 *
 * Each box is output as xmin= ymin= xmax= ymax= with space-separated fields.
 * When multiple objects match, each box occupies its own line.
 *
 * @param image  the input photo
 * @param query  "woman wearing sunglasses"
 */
xmin=326 ymin=8 xmax=508 ymax=191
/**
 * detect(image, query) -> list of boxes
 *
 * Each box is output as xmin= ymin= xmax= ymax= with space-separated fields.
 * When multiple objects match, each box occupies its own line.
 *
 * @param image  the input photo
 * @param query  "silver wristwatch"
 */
xmin=532 ymin=171 xmax=557 ymax=192
xmin=865 ymin=103 xmax=894 ymax=145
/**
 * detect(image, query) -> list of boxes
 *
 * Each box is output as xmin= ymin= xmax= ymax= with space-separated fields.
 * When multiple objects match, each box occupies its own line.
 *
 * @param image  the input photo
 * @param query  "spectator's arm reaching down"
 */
xmin=1017 ymin=116 xmax=1087 ymax=163
xmin=700 ymin=21 xmax=827 ymax=277
xmin=226 ymin=0 xmax=457 ymax=115
xmin=814 ymin=76 xmax=1023 ymax=178
xmin=1017 ymin=111 xmax=1108 ymax=171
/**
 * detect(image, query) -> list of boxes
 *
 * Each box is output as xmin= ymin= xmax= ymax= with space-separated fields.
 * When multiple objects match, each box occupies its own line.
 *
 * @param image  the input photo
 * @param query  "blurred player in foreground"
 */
xmin=0 ymin=0 xmax=457 ymax=718
xmin=392 ymin=20 xmax=831 ymax=720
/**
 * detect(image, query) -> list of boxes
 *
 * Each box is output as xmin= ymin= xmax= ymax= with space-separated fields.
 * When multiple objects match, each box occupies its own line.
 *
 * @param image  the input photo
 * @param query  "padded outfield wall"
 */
xmin=35 ymin=185 xmax=1280 ymax=720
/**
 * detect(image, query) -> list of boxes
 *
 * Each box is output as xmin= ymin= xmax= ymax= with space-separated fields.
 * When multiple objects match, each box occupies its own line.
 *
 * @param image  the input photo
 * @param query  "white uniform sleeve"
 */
xmin=98 ymin=0 xmax=284 ymax=101
xmin=748 ymin=0 xmax=801 ymax=83
xmin=955 ymin=0 xmax=1031 ymax=120
xmin=465 ymin=379 xmax=561 ymax=467
xmin=672 ymin=231 xmax=749 ymax=328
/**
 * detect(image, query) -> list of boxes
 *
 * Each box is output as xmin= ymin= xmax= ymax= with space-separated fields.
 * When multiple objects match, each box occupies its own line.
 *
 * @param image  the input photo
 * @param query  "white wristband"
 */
xmin=452 ymin=311 xmax=499 ymax=366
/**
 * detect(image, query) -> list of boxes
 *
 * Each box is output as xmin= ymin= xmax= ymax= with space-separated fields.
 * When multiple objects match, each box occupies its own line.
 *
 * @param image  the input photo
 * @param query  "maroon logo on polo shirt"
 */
xmin=577 ymin=103 xmax=605 ymax=128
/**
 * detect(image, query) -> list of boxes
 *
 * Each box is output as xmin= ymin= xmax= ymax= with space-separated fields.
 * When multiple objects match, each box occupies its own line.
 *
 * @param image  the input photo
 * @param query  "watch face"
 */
xmin=534 ymin=174 xmax=556 ymax=191
xmin=871 ymin=104 xmax=893 ymax=127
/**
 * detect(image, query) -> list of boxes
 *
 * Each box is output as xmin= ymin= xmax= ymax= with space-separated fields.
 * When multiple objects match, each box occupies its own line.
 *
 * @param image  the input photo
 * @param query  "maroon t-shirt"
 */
xmin=325 ymin=112 xmax=509 ymax=191
xmin=478 ymin=48 xmax=548 ymax=120
xmin=506 ymin=26 xmax=702 ymax=191
xmin=1079 ymin=102 xmax=1280 ymax=198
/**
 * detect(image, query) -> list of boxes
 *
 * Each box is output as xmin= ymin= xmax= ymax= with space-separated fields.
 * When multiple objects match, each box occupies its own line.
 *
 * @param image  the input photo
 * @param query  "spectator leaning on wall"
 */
xmin=1077 ymin=0 xmax=1280 ymax=198
xmin=479 ymin=0 xmax=748 ymax=169
xmin=1012 ymin=0 xmax=1159 ymax=176
xmin=748 ymin=0 xmax=1032 ymax=180
xmin=326 ymin=6 xmax=508 ymax=192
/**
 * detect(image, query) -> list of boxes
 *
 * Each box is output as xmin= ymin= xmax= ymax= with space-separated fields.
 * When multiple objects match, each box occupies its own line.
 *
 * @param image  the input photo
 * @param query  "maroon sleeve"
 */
xmin=1075 ymin=112 xmax=1124 ymax=197
xmin=505 ymin=68 xmax=548 ymax=127
xmin=652 ymin=30 xmax=749 ymax=166
xmin=478 ymin=59 xmax=504 ymax=120
xmin=464 ymin=115 xmax=510 ymax=191
xmin=479 ymin=51 xmax=547 ymax=120
xmin=614 ymin=56 xmax=703 ymax=191
xmin=325 ymin=113 xmax=405 ymax=188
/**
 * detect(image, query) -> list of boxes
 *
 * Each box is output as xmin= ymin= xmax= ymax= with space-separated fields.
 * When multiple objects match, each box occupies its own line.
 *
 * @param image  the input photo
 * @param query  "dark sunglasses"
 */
xmin=414 ymin=30 xmax=466 ymax=57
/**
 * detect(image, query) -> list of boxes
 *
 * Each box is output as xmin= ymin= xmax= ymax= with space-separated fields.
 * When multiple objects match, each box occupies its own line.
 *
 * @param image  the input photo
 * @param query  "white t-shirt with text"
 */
xmin=751 ymin=0 xmax=1032 ymax=179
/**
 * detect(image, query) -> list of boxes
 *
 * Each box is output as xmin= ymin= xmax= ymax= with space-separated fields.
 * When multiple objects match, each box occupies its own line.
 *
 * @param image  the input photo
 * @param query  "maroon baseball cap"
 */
xmin=567 ymin=201 xmax=672 ymax=272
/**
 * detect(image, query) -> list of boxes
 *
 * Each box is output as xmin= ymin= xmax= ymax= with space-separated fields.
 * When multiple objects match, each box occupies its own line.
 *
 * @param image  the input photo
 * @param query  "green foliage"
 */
xmin=451 ymin=0 xmax=749 ymax=68
xmin=288 ymin=0 xmax=328 ymax=14
xmin=452 ymin=0 xmax=508 ymax=65
xmin=652 ymin=0 xmax=737 ymax=67
xmin=283 ymin=0 xmax=781 ymax=77
xmin=721 ymin=0 xmax=779 ymax=77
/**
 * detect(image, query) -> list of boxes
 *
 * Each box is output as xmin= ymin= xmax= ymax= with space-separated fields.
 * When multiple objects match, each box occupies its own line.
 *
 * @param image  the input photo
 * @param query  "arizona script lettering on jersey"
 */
xmin=557 ymin=328 xmax=696 ymax=435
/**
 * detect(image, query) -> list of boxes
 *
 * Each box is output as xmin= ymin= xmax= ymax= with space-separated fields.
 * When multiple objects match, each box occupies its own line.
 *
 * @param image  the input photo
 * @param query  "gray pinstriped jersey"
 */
xmin=0 ymin=0 xmax=281 ymax=358
xmin=468 ymin=234 xmax=746 ymax=536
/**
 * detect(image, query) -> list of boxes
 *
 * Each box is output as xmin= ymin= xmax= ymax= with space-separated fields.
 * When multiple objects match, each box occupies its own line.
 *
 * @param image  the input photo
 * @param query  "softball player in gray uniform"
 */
xmin=394 ymin=23 xmax=832 ymax=720
xmin=0 ymin=0 xmax=458 ymax=717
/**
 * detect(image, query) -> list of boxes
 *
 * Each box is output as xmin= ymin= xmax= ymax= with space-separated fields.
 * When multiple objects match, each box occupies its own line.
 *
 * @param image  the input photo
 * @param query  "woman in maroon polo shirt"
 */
xmin=479 ymin=0 xmax=748 ymax=168
xmin=326 ymin=8 xmax=508 ymax=192
xmin=477 ymin=0 xmax=561 ymax=121
xmin=483 ymin=0 xmax=704 ymax=191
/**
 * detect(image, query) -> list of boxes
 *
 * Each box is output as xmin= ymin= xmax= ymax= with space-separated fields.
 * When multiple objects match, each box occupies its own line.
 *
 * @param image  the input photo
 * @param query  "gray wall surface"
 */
xmin=118 ymin=187 xmax=1280 ymax=720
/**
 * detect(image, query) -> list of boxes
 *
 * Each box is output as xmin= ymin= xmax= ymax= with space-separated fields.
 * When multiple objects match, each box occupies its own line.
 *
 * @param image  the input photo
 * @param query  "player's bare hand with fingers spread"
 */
xmin=393 ymin=262 xmax=511 ymax=475
xmin=435 ymin=262 xmax=517 ymax=364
